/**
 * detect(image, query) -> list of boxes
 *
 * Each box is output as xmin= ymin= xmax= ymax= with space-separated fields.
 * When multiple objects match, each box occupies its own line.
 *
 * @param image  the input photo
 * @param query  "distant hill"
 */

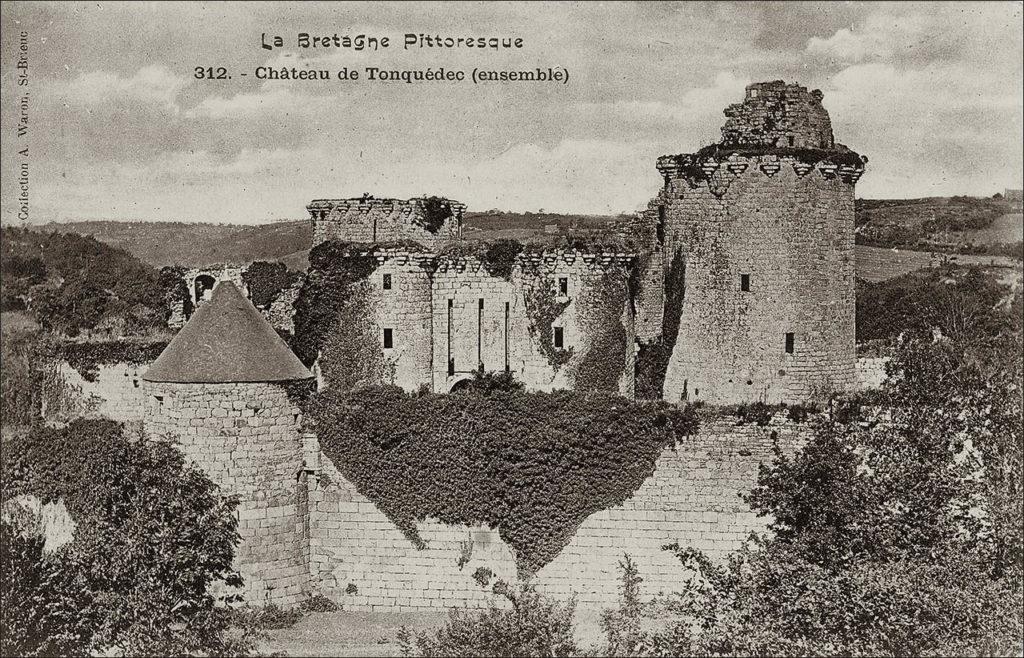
xmin=855 ymin=196 xmax=1021 ymax=256
xmin=32 ymin=220 xmax=312 ymax=268
xmin=37 ymin=212 xmax=630 ymax=268
xmin=34 ymin=197 xmax=1022 ymax=270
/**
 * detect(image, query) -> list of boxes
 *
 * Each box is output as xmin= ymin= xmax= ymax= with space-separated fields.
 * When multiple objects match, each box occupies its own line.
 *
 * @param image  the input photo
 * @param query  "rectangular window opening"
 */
xmin=382 ymin=273 xmax=392 ymax=290
xmin=785 ymin=332 xmax=795 ymax=354
xmin=383 ymin=328 xmax=393 ymax=349
xmin=656 ymin=205 xmax=666 ymax=245
xmin=558 ymin=277 xmax=568 ymax=296
xmin=741 ymin=274 xmax=750 ymax=292
xmin=553 ymin=326 xmax=564 ymax=349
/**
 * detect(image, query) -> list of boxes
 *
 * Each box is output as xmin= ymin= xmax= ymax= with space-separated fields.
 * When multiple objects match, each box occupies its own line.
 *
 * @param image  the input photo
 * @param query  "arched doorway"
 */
xmin=193 ymin=274 xmax=217 ymax=305
xmin=447 ymin=375 xmax=475 ymax=393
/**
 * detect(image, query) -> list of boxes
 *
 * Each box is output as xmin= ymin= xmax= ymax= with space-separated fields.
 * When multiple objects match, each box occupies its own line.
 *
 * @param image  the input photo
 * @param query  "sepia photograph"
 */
xmin=1 ymin=1 xmax=1022 ymax=656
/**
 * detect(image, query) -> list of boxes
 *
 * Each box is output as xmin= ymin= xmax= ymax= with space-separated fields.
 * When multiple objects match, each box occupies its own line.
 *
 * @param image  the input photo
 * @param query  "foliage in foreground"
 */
xmin=603 ymin=282 xmax=1023 ymax=655
xmin=398 ymin=580 xmax=579 ymax=657
xmin=0 ymin=419 xmax=253 ymax=656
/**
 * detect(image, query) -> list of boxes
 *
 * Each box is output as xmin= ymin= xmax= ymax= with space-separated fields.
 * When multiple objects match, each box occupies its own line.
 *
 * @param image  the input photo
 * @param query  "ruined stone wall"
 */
xmin=654 ymin=155 xmax=861 ymax=404
xmin=722 ymin=81 xmax=834 ymax=149
xmin=308 ymin=198 xmax=464 ymax=249
xmin=430 ymin=254 xmax=634 ymax=395
xmin=307 ymin=414 xmax=810 ymax=610
xmin=142 ymin=381 xmax=308 ymax=607
xmin=53 ymin=362 xmax=149 ymax=424
xmin=263 ymin=282 xmax=301 ymax=333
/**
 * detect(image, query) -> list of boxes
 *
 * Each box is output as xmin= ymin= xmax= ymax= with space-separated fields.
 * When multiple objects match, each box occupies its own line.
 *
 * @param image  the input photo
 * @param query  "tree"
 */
xmin=1 ymin=420 xmax=253 ymax=656
xmin=625 ymin=278 xmax=1023 ymax=655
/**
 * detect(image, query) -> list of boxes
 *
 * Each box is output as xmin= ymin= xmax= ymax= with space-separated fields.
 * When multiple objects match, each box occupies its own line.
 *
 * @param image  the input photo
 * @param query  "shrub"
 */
xmin=0 ymin=419 xmax=251 ymax=656
xmin=0 ymin=521 xmax=93 ymax=657
xmin=398 ymin=581 xmax=580 ymax=657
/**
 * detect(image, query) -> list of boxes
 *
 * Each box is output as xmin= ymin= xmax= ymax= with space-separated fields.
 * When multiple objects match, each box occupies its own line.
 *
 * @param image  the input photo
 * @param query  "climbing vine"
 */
xmin=574 ymin=270 xmax=629 ymax=392
xmin=308 ymin=385 xmax=699 ymax=575
xmin=635 ymin=247 xmax=686 ymax=399
xmin=45 ymin=339 xmax=168 ymax=382
xmin=521 ymin=268 xmax=573 ymax=370
xmin=415 ymin=197 xmax=454 ymax=234
xmin=292 ymin=241 xmax=386 ymax=389
xmin=242 ymin=261 xmax=301 ymax=308
xmin=481 ymin=239 xmax=524 ymax=281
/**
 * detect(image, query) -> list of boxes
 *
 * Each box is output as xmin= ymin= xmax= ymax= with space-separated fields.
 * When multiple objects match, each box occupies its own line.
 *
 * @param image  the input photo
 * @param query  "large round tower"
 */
xmin=142 ymin=281 xmax=313 ymax=607
xmin=650 ymin=81 xmax=865 ymax=405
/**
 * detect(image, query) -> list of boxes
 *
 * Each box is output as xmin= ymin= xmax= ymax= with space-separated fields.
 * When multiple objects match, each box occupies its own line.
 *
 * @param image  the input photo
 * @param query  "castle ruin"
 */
xmin=140 ymin=81 xmax=865 ymax=608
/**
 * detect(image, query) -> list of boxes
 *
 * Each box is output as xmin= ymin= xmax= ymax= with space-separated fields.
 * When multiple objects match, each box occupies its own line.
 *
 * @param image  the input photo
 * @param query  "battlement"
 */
xmin=656 ymin=150 xmax=865 ymax=186
xmin=721 ymin=81 xmax=834 ymax=150
xmin=316 ymin=243 xmax=636 ymax=273
xmin=308 ymin=195 xmax=465 ymax=249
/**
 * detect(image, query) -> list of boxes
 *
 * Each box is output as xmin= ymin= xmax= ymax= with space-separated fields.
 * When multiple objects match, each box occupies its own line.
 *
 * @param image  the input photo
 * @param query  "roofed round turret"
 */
xmin=143 ymin=280 xmax=311 ymax=383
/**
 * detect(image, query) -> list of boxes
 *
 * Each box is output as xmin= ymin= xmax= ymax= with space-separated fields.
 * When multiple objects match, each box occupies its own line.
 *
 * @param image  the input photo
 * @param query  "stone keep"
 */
xmin=643 ymin=81 xmax=866 ymax=404
xmin=142 ymin=281 xmax=313 ymax=606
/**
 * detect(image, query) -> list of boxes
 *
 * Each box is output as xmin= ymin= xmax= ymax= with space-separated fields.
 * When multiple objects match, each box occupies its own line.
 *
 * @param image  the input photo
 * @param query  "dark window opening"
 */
xmin=154 ymin=395 xmax=164 ymax=405
xmin=553 ymin=327 xmax=564 ymax=348
xmin=504 ymin=301 xmax=510 ymax=372
xmin=785 ymin=332 xmax=795 ymax=354
xmin=656 ymin=205 xmax=666 ymax=245
xmin=382 ymin=273 xmax=392 ymax=290
xmin=447 ymin=299 xmax=454 ymax=375
xmin=383 ymin=328 xmax=393 ymax=349
xmin=478 ymin=298 xmax=484 ymax=370
xmin=787 ymin=135 xmax=795 ymax=146
xmin=558 ymin=277 xmax=568 ymax=295
xmin=741 ymin=274 xmax=750 ymax=292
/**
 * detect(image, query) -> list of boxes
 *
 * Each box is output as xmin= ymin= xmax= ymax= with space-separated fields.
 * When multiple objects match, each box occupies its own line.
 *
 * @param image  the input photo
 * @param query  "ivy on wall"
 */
xmin=415 ymin=197 xmax=454 ymax=234
xmin=675 ymin=145 xmax=865 ymax=183
xmin=521 ymin=269 xmax=573 ymax=370
xmin=157 ymin=266 xmax=193 ymax=322
xmin=46 ymin=339 xmax=169 ymax=382
xmin=292 ymin=241 xmax=388 ymax=390
xmin=308 ymin=384 xmax=699 ymax=575
xmin=574 ymin=269 xmax=629 ymax=392
xmin=635 ymin=248 xmax=686 ymax=400
xmin=242 ymin=261 xmax=301 ymax=309
xmin=481 ymin=240 xmax=524 ymax=281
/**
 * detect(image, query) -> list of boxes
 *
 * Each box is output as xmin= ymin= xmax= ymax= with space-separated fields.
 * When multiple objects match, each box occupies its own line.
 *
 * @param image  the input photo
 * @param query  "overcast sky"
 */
xmin=1 ymin=1 xmax=1021 ymax=224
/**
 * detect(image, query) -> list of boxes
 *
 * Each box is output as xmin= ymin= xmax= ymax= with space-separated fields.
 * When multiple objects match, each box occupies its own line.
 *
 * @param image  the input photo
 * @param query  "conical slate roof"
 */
xmin=144 ymin=281 xmax=311 ymax=383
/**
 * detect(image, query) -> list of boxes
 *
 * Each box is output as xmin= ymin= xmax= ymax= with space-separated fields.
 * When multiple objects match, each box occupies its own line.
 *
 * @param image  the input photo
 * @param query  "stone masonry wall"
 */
xmin=53 ymin=361 xmax=149 ymax=424
xmin=308 ymin=198 xmax=465 ymax=250
xmin=143 ymin=381 xmax=308 ymax=607
xmin=307 ymin=414 xmax=810 ymax=610
xmin=430 ymin=255 xmax=634 ymax=394
xmin=722 ymin=81 xmax=834 ymax=149
xmin=654 ymin=155 xmax=860 ymax=404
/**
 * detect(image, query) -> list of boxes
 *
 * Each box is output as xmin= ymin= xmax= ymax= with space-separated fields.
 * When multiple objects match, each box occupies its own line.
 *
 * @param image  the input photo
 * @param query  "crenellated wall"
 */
xmin=308 ymin=197 xmax=465 ymax=249
xmin=310 ymin=247 xmax=636 ymax=395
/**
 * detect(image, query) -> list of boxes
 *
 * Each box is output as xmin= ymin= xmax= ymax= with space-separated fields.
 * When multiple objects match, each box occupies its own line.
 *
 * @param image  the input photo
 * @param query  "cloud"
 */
xmin=52 ymin=65 xmax=188 ymax=110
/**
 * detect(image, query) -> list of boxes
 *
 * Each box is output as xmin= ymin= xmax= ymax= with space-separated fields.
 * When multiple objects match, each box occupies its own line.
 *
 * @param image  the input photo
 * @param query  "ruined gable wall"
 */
xmin=722 ymin=81 xmax=834 ymax=149
xmin=656 ymin=157 xmax=859 ymax=404
xmin=143 ymin=381 xmax=309 ymax=607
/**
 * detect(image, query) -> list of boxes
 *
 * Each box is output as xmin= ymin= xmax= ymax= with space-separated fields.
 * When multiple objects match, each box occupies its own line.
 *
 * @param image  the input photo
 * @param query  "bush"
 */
xmin=398 ymin=581 xmax=579 ymax=657
xmin=0 ymin=419 xmax=251 ymax=656
xmin=309 ymin=386 xmax=697 ymax=574
xmin=0 ymin=521 xmax=92 ymax=657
